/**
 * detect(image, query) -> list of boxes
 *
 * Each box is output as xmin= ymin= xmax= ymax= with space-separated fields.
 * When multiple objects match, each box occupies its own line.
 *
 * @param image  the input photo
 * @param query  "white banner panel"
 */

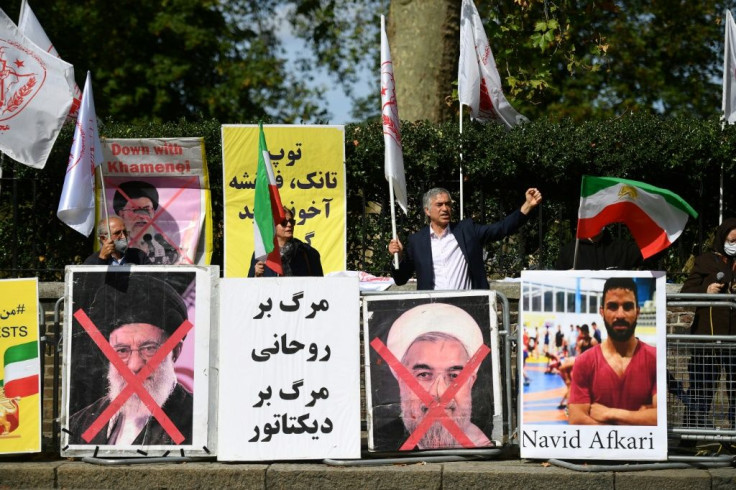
xmin=519 ymin=271 xmax=667 ymax=461
xmin=218 ymin=277 xmax=360 ymax=460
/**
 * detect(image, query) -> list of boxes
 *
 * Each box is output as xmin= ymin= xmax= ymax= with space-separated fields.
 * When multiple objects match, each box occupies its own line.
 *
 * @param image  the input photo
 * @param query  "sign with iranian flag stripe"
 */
xmin=577 ymin=176 xmax=698 ymax=259
xmin=0 ymin=278 xmax=41 ymax=454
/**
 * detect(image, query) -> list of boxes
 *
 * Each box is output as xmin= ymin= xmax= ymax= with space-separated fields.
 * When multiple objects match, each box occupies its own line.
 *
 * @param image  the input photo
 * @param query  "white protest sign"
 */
xmin=217 ymin=277 xmax=360 ymax=460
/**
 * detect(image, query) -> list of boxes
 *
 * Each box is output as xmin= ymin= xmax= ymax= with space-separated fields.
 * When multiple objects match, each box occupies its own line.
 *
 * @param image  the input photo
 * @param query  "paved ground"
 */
xmin=0 ymin=454 xmax=734 ymax=489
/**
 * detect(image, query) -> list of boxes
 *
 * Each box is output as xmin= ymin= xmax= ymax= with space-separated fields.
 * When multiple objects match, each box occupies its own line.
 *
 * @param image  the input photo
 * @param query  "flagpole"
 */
xmin=572 ymin=238 xmax=580 ymax=270
xmin=459 ymin=105 xmax=464 ymax=221
xmin=97 ymin=164 xmax=110 ymax=235
xmin=389 ymin=177 xmax=400 ymax=269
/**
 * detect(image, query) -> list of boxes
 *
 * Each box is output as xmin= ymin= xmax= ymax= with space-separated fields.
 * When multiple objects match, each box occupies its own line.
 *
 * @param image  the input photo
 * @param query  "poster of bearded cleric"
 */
xmin=363 ymin=291 xmax=502 ymax=452
xmin=60 ymin=267 xmax=217 ymax=457
xmin=519 ymin=271 xmax=667 ymax=460
xmin=98 ymin=138 xmax=213 ymax=266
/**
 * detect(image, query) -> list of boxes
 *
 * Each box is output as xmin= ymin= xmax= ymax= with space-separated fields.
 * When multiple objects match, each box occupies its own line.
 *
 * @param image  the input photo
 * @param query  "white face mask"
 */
xmin=724 ymin=242 xmax=736 ymax=256
xmin=114 ymin=237 xmax=129 ymax=254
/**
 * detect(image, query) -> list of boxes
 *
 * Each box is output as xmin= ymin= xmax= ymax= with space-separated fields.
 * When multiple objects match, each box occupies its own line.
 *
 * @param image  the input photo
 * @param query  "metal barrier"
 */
xmin=666 ymin=293 xmax=736 ymax=445
xmin=39 ymin=287 xmax=736 ymax=467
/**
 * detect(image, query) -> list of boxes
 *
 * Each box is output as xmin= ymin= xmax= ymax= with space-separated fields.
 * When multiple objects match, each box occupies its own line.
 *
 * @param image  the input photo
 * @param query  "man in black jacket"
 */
xmin=83 ymin=217 xmax=147 ymax=265
xmin=388 ymin=187 xmax=541 ymax=290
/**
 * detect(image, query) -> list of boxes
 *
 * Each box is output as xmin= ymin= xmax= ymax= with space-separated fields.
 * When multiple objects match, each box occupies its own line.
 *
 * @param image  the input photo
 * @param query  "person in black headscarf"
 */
xmin=681 ymin=218 xmax=736 ymax=427
xmin=248 ymin=208 xmax=323 ymax=277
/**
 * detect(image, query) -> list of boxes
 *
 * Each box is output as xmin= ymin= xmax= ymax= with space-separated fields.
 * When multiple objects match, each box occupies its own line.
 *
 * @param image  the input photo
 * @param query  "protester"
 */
xmin=83 ymin=217 xmax=147 ymax=265
xmin=388 ymin=187 xmax=542 ymax=290
xmin=248 ymin=208 xmax=323 ymax=277
xmin=568 ymin=277 xmax=657 ymax=425
xmin=555 ymin=227 xmax=643 ymax=270
xmin=68 ymin=274 xmax=192 ymax=445
xmin=372 ymin=303 xmax=492 ymax=450
xmin=681 ymin=217 xmax=736 ymax=427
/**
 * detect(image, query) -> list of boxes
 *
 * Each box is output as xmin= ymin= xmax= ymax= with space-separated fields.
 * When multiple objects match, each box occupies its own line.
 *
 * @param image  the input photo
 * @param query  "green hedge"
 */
xmin=1 ymin=113 xmax=732 ymax=281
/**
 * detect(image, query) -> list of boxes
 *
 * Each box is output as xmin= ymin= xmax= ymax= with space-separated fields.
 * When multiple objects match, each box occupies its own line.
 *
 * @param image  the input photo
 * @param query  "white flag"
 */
xmin=57 ymin=72 xmax=102 ymax=237
xmin=18 ymin=0 xmax=81 ymax=120
xmin=723 ymin=10 xmax=736 ymax=124
xmin=381 ymin=15 xmax=407 ymax=214
xmin=458 ymin=0 xmax=527 ymax=127
xmin=0 ymin=7 xmax=74 ymax=168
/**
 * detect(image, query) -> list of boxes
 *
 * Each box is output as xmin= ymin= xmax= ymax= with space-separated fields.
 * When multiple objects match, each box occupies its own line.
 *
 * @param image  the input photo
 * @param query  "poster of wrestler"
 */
xmin=60 ymin=266 xmax=217 ymax=457
xmin=99 ymin=138 xmax=212 ymax=265
xmin=363 ymin=291 xmax=502 ymax=452
xmin=519 ymin=270 xmax=667 ymax=460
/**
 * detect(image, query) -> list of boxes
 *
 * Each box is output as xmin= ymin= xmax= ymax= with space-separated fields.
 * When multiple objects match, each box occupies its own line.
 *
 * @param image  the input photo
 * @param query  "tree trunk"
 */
xmin=389 ymin=0 xmax=460 ymax=123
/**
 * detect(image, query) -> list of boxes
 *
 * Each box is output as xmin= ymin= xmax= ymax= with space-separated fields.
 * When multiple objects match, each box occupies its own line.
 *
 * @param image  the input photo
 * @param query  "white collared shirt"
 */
xmin=430 ymin=226 xmax=471 ymax=290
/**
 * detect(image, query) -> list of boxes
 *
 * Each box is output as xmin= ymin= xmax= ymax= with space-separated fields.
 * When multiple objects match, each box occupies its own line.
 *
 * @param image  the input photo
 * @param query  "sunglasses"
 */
xmin=280 ymin=218 xmax=296 ymax=227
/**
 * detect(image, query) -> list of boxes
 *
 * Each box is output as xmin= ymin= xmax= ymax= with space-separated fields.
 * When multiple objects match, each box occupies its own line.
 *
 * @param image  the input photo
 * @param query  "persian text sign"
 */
xmin=222 ymin=125 xmax=346 ymax=277
xmin=0 ymin=278 xmax=40 ymax=454
xmin=218 ymin=277 xmax=360 ymax=460
xmin=99 ymin=138 xmax=212 ymax=265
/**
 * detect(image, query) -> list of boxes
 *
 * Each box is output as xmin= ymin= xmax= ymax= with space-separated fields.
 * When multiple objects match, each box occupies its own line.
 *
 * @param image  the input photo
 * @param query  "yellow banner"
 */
xmin=0 ymin=278 xmax=40 ymax=454
xmin=222 ymin=125 xmax=346 ymax=277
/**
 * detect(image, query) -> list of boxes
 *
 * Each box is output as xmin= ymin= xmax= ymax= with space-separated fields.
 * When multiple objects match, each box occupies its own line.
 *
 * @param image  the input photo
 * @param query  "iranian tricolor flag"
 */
xmin=253 ymin=123 xmax=286 ymax=275
xmin=577 ymin=176 xmax=698 ymax=259
xmin=1 ymin=341 xmax=39 ymax=398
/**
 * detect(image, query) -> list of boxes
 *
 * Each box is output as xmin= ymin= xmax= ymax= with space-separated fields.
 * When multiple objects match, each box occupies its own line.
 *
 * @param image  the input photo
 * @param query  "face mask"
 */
xmin=114 ymin=237 xmax=129 ymax=254
xmin=724 ymin=242 xmax=736 ymax=256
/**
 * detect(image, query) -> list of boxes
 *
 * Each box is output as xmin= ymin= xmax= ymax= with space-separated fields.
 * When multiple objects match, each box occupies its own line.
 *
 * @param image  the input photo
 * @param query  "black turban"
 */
xmin=112 ymin=181 xmax=159 ymax=215
xmin=87 ymin=273 xmax=188 ymax=338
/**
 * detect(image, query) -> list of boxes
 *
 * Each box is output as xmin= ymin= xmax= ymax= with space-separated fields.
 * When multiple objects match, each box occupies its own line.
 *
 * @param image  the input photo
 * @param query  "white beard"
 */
xmin=106 ymin=354 xmax=177 ymax=443
xmin=400 ymin=397 xmax=472 ymax=449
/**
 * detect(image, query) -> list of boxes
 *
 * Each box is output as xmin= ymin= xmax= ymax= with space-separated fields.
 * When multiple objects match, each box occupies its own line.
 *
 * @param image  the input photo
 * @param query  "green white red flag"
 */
xmin=253 ymin=123 xmax=286 ymax=275
xmin=1 ymin=341 xmax=39 ymax=398
xmin=577 ymin=176 xmax=698 ymax=259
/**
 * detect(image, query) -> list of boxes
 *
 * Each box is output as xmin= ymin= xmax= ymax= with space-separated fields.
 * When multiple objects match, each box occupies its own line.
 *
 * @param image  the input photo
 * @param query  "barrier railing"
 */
xmin=38 ymin=288 xmax=736 ymax=466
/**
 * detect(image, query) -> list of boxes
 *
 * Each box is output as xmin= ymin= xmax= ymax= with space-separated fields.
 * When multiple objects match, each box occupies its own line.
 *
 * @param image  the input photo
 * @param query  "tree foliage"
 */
xmin=3 ymin=115 xmax=734 ymax=281
xmin=4 ymin=0 xmax=329 ymax=123
xmin=484 ymin=0 xmax=735 ymax=121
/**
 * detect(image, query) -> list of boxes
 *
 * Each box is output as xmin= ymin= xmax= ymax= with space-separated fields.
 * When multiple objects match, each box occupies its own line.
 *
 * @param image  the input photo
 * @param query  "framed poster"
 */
xmin=217 ymin=277 xmax=360 ymax=460
xmin=0 ymin=278 xmax=41 ymax=454
xmin=99 ymin=138 xmax=213 ymax=265
xmin=60 ymin=266 xmax=217 ymax=457
xmin=519 ymin=271 xmax=667 ymax=460
xmin=363 ymin=291 xmax=502 ymax=452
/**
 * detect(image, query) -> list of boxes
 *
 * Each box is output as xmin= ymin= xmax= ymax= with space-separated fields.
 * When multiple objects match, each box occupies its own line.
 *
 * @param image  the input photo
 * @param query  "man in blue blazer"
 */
xmin=388 ymin=187 xmax=542 ymax=290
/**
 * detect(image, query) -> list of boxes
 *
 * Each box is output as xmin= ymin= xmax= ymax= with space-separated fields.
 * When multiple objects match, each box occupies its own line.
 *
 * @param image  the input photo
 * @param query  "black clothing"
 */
xmin=68 ymin=383 xmax=193 ymax=445
xmin=681 ymin=218 xmax=736 ymax=427
xmin=555 ymin=230 xmax=642 ymax=270
xmin=247 ymin=237 xmax=323 ymax=277
xmin=83 ymin=247 xmax=148 ymax=265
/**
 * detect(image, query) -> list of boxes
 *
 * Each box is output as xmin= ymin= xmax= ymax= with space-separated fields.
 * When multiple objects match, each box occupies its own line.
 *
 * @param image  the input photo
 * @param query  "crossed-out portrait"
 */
xmin=363 ymin=291 xmax=501 ymax=452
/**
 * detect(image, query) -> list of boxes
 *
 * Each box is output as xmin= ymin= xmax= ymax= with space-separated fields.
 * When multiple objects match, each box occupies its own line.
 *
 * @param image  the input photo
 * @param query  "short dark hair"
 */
xmin=113 ymin=181 xmax=159 ymax=215
xmin=602 ymin=277 xmax=638 ymax=304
